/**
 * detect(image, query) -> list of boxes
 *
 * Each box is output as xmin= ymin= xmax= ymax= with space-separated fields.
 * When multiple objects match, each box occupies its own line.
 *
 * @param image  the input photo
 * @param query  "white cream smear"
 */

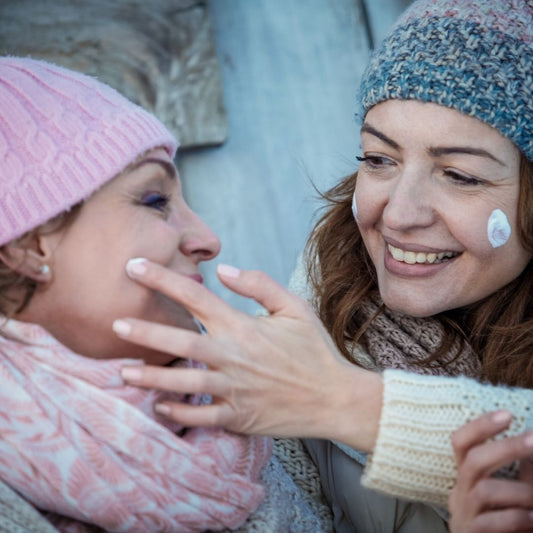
xmin=352 ymin=189 xmax=358 ymax=221
xmin=487 ymin=208 xmax=511 ymax=248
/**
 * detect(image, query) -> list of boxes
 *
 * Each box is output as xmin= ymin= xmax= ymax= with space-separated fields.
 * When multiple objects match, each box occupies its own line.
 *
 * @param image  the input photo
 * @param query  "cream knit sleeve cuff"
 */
xmin=362 ymin=369 xmax=533 ymax=507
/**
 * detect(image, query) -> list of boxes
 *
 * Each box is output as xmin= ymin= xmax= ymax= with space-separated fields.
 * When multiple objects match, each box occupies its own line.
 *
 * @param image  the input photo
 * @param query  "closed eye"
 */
xmin=140 ymin=191 xmax=171 ymax=211
xmin=444 ymin=170 xmax=483 ymax=186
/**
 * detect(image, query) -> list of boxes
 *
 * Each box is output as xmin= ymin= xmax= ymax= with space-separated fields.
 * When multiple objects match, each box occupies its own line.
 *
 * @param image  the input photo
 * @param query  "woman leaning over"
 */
xmin=118 ymin=0 xmax=533 ymax=530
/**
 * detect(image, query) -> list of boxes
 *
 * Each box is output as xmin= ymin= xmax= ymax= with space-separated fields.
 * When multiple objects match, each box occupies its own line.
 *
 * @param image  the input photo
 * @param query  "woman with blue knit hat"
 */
xmin=118 ymin=0 xmax=533 ymax=530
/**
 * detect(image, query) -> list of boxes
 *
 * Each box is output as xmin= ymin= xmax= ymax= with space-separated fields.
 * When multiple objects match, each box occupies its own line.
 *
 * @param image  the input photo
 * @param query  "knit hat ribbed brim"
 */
xmin=0 ymin=57 xmax=178 ymax=246
xmin=358 ymin=0 xmax=533 ymax=161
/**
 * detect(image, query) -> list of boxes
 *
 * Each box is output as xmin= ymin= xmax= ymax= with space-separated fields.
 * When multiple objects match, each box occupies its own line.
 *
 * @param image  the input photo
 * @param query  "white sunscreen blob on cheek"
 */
xmin=352 ymin=189 xmax=358 ymax=221
xmin=487 ymin=208 xmax=511 ymax=248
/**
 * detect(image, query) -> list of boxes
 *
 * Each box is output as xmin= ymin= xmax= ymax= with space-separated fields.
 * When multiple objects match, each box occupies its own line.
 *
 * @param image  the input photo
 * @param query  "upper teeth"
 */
xmin=387 ymin=244 xmax=458 ymax=264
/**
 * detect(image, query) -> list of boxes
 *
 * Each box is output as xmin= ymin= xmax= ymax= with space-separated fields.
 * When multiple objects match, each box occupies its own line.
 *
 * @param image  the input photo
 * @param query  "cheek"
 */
xmin=353 ymin=180 xmax=383 ymax=230
xmin=129 ymin=219 xmax=179 ymax=264
xmin=451 ymin=207 xmax=515 ymax=259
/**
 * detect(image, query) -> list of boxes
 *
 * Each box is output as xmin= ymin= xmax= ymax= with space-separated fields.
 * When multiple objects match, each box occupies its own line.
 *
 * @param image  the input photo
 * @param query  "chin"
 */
xmin=381 ymin=295 xmax=441 ymax=318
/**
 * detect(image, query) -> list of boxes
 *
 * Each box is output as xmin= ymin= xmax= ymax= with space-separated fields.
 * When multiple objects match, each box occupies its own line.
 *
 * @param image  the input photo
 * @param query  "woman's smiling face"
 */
xmin=355 ymin=100 xmax=531 ymax=317
xmin=23 ymin=148 xmax=221 ymax=364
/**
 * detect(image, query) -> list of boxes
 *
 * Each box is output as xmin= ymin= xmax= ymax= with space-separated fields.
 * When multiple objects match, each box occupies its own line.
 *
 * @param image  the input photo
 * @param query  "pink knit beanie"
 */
xmin=0 ymin=56 xmax=178 ymax=246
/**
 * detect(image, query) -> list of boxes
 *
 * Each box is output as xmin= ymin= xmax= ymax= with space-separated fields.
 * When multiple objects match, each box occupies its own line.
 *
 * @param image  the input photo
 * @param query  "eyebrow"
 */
xmin=128 ymin=157 xmax=178 ymax=181
xmin=428 ymin=146 xmax=506 ymax=166
xmin=361 ymin=122 xmax=507 ymax=167
xmin=361 ymin=123 xmax=400 ymax=150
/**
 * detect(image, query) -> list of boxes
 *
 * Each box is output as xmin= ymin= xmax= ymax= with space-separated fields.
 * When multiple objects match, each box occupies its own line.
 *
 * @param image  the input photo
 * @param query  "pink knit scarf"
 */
xmin=0 ymin=318 xmax=271 ymax=532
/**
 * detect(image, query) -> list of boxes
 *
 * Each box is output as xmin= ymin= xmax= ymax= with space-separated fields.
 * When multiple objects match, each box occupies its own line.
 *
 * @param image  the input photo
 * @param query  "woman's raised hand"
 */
xmin=448 ymin=411 xmax=533 ymax=533
xmin=116 ymin=260 xmax=382 ymax=449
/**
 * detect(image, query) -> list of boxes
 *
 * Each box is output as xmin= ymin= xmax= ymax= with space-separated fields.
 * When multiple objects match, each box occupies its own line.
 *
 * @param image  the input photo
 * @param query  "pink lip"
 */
xmin=189 ymin=273 xmax=203 ymax=284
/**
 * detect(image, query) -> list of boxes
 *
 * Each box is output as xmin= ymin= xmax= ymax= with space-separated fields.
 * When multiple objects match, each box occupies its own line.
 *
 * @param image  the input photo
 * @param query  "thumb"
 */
xmin=216 ymin=264 xmax=304 ymax=316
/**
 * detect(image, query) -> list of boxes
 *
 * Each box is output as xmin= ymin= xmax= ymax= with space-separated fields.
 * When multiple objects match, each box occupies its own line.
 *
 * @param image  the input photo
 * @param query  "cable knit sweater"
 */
xmin=288 ymin=254 xmax=533 ymax=508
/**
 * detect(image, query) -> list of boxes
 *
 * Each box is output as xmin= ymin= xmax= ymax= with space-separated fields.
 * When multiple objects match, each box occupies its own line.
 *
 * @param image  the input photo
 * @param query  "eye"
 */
xmin=444 ymin=169 xmax=483 ymax=186
xmin=356 ymin=155 xmax=395 ymax=168
xmin=139 ymin=191 xmax=171 ymax=212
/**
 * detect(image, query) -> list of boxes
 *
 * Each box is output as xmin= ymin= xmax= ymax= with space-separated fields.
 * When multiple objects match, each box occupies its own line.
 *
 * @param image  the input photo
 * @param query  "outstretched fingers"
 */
xmin=125 ymin=258 xmax=240 ymax=327
xmin=451 ymin=410 xmax=513 ymax=467
xmin=121 ymin=364 xmax=227 ymax=397
xmin=216 ymin=264 xmax=309 ymax=317
xmin=153 ymin=402 xmax=236 ymax=429
xmin=456 ymin=430 xmax=533 ymax=488
xmin=113 ymin=318 xmax=219 ymax=367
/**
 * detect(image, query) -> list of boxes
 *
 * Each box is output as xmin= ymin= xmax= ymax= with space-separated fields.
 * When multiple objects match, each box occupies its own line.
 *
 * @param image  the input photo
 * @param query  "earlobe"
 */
xmin=0 ymin=236 xmax=53 ymax=283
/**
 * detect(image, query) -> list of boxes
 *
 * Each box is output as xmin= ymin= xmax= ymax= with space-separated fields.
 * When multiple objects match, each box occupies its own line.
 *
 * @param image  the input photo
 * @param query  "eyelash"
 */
xmin=139 ymin=191 xmax=171 ymax=212
xmin=357 ymin=156 xmax=484 ymax=186
xmin=443 ymin=170 xmax=483 ymax=186
xmin=356 ymin=155 xmax=394 ymax=168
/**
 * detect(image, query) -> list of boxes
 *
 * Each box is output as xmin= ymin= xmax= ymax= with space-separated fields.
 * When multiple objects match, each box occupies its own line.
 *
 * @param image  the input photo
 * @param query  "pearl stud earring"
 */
xmin=40 ymin=264 xmax=50 ymax=275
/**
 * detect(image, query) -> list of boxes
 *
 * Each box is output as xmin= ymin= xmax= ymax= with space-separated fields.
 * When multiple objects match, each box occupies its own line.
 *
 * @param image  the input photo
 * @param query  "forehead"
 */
xmin=364 ymin=100 xmax=518 ymax=154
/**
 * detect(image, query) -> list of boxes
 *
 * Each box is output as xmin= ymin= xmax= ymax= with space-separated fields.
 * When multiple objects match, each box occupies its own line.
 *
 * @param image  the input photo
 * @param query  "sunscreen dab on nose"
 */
xmin=352 ymin=190 xmax=358 ymax=221
xmin=487 ymin=209 xmax=511 ymax=248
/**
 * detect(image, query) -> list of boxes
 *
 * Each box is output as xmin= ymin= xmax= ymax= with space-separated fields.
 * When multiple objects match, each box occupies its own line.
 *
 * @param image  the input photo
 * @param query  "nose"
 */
xmin=178 ymin=206 xmax=221 ymax=263
xmin=381 ymin=167 xmax=436 ymax=231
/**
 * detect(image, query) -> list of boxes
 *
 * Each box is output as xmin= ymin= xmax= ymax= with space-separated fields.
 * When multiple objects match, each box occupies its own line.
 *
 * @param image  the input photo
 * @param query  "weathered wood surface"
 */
xmin=0 ymin=0 xmax=226 ymax=148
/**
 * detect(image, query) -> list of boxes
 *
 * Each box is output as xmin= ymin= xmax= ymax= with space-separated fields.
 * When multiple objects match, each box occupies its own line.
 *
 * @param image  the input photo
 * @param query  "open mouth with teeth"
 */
xmin=387 ymin=244 xmax=460 ymax=265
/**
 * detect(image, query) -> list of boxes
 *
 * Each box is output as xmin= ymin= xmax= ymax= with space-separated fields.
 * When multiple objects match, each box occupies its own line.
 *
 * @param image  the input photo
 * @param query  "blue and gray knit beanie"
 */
xmin=358 ymin=0 xmax=533 ymax=161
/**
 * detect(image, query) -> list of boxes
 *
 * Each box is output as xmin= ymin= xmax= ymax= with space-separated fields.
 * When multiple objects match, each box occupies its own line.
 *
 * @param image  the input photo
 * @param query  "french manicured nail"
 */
xmin=112 ymin=319 xmax=131 ymax=337
xmin=121 ymin=366 xmax=142 ymax=382
xmin=155 ymin=403 xmax=171 ymax=416
xmin=217 ymin=263 xmax=241 ymax=278
xmin=492 ymin=410 xmax=512 ymax=424
xmin=126 ymin=257 xmax=148 ymax=277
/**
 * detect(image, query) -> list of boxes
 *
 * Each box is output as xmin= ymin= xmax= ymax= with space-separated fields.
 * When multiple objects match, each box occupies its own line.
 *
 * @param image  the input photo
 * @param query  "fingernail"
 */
xmin=217 ymin=263 xmax=240 ymax=278
xmin=126 ymin=257 xmax=148 ymax=277
xmin=525 ymin=432 xmax=533 ymax=448
xmin=121 ymin=366 xmax=142 ymax=382
xmin=492 ymin=410 xmax=513 ymax=424
xmin=155 ymin=403 xmax=171 ymax=416
xmin=113 ymin=319 xmax=131 ymax=337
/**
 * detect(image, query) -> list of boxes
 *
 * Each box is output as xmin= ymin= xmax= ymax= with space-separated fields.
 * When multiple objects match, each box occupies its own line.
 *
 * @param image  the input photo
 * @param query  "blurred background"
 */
xmin=0 ymin=0 xmax=411 ymax=313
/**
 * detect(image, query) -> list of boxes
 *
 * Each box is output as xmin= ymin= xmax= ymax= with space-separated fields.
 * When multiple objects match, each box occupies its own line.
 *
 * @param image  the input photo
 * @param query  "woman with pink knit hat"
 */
xmin=118 ymin=0 xmax=533 ymax=531
xmin=0 ymin=56 xmax=331 ymax=531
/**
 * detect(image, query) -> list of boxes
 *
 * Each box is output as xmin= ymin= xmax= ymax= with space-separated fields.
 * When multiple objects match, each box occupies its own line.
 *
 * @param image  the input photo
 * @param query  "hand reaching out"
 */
xmin=449 ymin=411 xmax=533 ymax=533
xmin=116 ymin=260 xmax=382 ymax=450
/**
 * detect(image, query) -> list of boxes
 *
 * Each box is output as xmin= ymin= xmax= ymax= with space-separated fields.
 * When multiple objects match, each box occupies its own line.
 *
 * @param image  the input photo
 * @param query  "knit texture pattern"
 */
xmin=358 ymin=0 xmax=533 ymax=160
xmin=364 ymin=369 xmax=533 ymax=506
xmin=359 ymin=296 xmax=480 ymax=379
xmin=0 ymin=318 xmax=270 ymax=532
xmin=0 ymin=478 xmax=57 ymax=533
xmin=231 ymin=441 xmax=333 ymax=533
xmin=0 ymin=56 xmax=177 ymax=246
xmin=289 ymin=254 xmax=533 ymax=508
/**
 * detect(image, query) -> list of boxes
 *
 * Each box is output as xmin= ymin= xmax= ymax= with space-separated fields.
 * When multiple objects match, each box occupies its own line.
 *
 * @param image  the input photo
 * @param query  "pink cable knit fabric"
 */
xmin=0 ymin=318 xmax=271 ymax=532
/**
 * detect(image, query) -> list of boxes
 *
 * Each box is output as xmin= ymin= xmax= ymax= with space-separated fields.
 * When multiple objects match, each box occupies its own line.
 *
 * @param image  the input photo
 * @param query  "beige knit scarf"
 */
xmin=357 ymin=294 xmax=481 ymax=378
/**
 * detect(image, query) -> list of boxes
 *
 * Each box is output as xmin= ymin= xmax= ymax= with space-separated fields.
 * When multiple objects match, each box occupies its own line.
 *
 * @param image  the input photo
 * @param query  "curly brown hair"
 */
xmin=307 ymin=153 xmax=533 ymax=388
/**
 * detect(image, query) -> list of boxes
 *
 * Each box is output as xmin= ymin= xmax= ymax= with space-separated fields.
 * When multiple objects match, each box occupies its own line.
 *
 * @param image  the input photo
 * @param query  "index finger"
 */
xmin=452 ymin=411 xmax=513 ymax=465
xmin=125 ymin=258 xmax=243 ymax=326
xmin=458 ymin=432 xmax=533 ymax=489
